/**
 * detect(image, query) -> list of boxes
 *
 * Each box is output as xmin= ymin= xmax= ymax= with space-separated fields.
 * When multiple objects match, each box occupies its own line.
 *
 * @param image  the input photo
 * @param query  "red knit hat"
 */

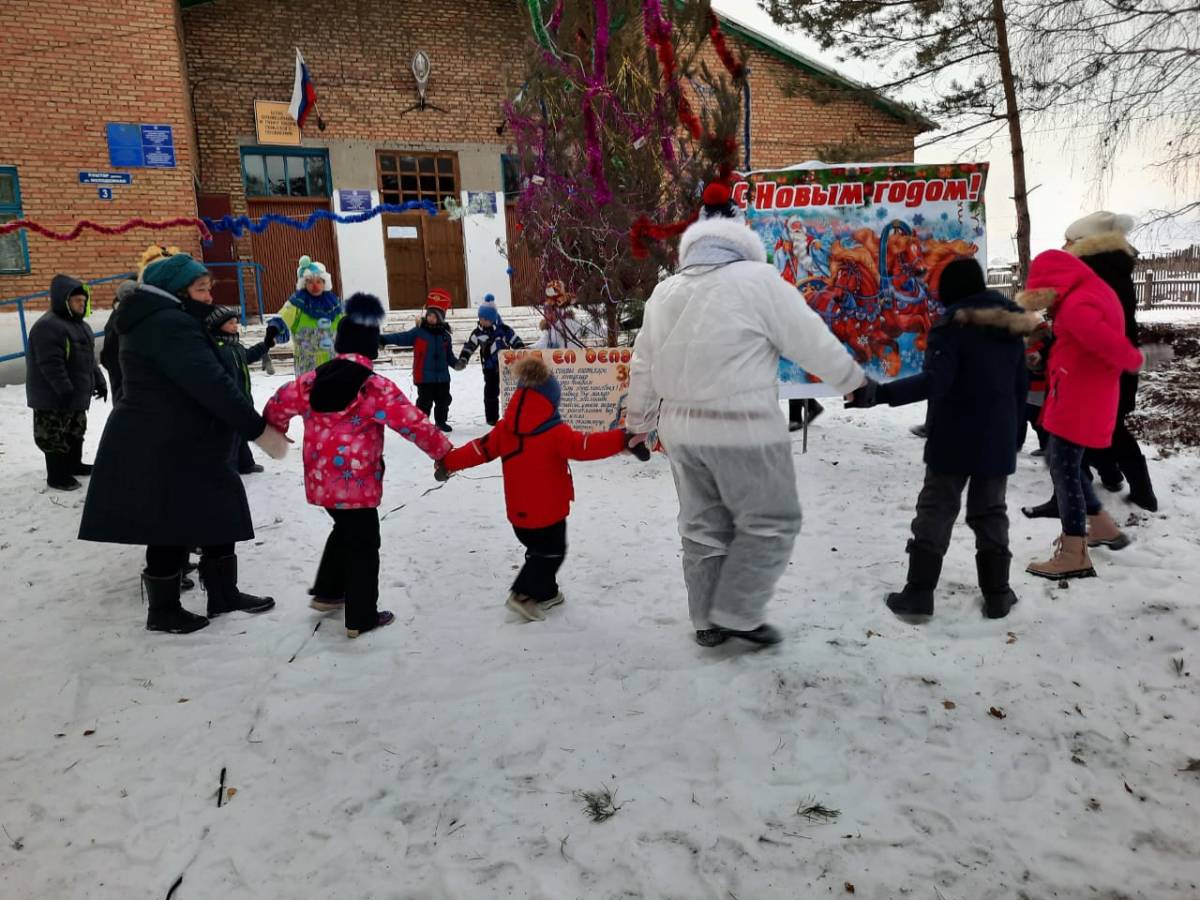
xmin=426 ymin=287 xmax=452 ymax=311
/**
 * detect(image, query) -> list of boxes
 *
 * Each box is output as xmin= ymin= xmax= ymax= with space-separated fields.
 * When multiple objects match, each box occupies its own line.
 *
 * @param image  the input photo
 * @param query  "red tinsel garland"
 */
xmin=707 ymin=13 xmax=745 ymax=80
xmin=630 ymin=212 xmax=698 ymax=259
xmin=0 ymin=215 xmax=212 ymax=242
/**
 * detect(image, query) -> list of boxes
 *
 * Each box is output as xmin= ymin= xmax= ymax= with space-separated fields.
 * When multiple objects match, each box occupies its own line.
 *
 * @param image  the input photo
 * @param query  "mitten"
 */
xmin=624 ymin=432 xmax=651 ymax=461
xmin=266 ymin=316 xmax=290 ymax=345
xmin=434 ymin=460 xmax=450 ymax=482
xmin=264 ymin=325 xmax=279 ymax=349
xmin=453 ymin=359 xmax=467 ymax=371
xmin=844 ymin=379 xmax=880 ymax=409
xmin=92 ymin=374 xmax=108 ymax=402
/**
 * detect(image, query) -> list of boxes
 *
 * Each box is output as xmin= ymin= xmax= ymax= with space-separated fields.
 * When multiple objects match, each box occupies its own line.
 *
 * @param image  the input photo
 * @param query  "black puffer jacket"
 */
xmin=1068 ymin=231 xmax=1140 ymax=415
xmin=79 ymin=285 xmax=266 ymax=547
xmin=25 ymin=275 xmax=105 ymax=411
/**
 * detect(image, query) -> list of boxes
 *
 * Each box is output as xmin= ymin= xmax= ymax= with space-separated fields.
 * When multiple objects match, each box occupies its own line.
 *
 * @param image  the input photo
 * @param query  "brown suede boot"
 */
xmin=1027 ymin=535 xmax=1097 ymax=580
xmin=1087 ymin=510 xmax=1131 ymax=550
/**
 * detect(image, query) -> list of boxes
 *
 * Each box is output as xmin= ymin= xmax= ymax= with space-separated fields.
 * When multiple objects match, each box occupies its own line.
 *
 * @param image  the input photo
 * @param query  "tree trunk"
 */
xmin=992 ymin=0 xmax=1032 ymax=285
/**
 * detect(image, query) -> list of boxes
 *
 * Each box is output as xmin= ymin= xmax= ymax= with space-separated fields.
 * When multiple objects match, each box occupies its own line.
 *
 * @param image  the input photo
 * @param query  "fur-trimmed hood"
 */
xmin=951 ymin=303 xmax=1041 ymax=336
xmin=1017 ymin=287 xmax=1057 ymax=312
xmin=678 ymin=217 xmax=767 ymax=268
xmin=1067 ymin=231 xmax=1137 ymax=259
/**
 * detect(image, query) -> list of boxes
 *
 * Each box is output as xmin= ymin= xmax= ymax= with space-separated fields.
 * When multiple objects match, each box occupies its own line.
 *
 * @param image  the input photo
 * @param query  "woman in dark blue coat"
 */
xmin=847 ymin=258 xmax=1038 ymax=620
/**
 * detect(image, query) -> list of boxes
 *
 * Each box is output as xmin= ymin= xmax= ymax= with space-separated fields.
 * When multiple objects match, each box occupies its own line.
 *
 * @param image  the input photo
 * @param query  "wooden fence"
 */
xmin=987 ymin=273 xmax=1200 ymax=309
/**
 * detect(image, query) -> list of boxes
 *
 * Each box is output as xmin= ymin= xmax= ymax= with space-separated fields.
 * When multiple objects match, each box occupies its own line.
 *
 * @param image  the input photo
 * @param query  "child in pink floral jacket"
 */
xmin=264 ymin=293 xmax=451 ymax=637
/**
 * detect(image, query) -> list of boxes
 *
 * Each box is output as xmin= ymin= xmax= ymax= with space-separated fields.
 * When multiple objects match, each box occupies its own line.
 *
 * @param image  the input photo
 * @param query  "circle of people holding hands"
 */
xmin=24 ymin=183 xmax=1151 ymax=646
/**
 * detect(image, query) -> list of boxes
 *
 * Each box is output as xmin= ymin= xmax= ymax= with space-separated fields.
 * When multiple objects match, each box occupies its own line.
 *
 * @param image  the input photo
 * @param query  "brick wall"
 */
xmin=0 ymin=0 xmax=200 ymax=309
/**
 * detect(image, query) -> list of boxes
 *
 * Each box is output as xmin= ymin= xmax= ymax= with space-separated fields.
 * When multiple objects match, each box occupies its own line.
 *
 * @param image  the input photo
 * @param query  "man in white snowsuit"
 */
xmin=626 ymin=184 xmax=865 ymax=647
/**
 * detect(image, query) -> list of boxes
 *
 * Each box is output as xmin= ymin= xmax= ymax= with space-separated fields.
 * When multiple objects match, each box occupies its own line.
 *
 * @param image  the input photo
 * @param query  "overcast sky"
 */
xmin=713 ymin=0 xmax=1199 ymax=262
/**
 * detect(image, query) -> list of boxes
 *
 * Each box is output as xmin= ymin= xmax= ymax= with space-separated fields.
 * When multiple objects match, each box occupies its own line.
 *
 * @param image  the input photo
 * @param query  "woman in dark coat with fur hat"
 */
xmin=79 ymin=251 xmax=291 ymax=634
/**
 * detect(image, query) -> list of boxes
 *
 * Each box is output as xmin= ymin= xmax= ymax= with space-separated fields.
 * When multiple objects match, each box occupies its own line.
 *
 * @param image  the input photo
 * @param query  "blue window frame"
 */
xmin=0 ymin=166 xmax=30 ymax=275
xmin=240 ymin=147 xmax=330 ymax=198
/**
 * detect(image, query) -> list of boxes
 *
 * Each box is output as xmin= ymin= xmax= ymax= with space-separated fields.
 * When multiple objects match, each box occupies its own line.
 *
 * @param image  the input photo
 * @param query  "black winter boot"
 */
xmin=45 ymin=453 xmax=81 ymax=491
xmin=1123 ymin=457 xmax=1159 ymax=512
xmin=1021 ymin=494 xmax=1059 ymax=519
xmin=718 ymin=624 xmax=783 ymax=645
xmin=143 ymin=571 xmax=209 ymax=634
xmin=68 ymin=436 xmax=93 ymax=476
xmin=199 ymin=555 xmax=276 ymax=617
xmin=886 ymin=545 xmax=942 ymax=617
xmin=976 ymin=551 xmax=1019 ymax=620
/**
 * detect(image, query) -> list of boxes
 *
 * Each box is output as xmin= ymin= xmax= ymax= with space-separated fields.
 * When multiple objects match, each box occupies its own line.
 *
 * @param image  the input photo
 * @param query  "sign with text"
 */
xmin=741 ymin=161 xmax=989 ymax=397
xmin=499 ymin=347 xmax=633 ymax=431
xmin=338 ymin=189 xmax=373 ymax=212
xmin=254 ymin=100 xmax=301 ymax=146
xmin=78 ymin=172 xmax=132 ymax=185
xmin=105 ymin=122 xmax=176 ymax=168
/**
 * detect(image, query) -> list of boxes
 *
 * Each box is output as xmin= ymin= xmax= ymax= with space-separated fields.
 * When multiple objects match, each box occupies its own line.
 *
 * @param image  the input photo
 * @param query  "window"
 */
xmin=376 ymin=151 xmax=458 ymax=207
xmin=501 ymin=154 xmax=525 ymax=198
xmin=240 ymin=149 xmax=330 ymax=198
xmin=0 ymin=167 xmax=30 ymax=275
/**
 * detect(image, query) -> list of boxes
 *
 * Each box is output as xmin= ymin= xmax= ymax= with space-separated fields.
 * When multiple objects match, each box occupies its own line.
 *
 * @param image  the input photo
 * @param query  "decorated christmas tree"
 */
xmin=505 ymin=0 xmax=747 ymax=342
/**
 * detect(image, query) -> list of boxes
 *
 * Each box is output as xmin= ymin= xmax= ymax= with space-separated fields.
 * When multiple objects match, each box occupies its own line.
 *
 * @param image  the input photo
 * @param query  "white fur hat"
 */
xmin=1064 ymin=211 xmax=1135 ymax=243
xmin=295 ymin=255 xmax=332 ymax=292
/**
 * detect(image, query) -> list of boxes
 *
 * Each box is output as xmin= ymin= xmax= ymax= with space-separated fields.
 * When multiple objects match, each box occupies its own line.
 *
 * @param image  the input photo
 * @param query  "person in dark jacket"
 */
xmin=25 ymin=275 xmax=107 ymax=491
xmin=99 ymin=280 xmax=135 ymax=406
xmin=78 ymin=250 xmax=290 ymax=635
xmin=453 ymin=302 xmax=525 ymax=425
xmin=205 ymin=306 xmax=284 ymax=475
xmin=846 ymin=258 xmax=1038 ymax=619
xmin=380 ymin=287 xmax=456 ymax=431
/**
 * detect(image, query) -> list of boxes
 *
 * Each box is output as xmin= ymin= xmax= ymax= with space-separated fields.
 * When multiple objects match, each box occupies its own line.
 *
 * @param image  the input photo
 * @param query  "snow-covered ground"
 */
xmin=1 ymin=363 xmax=1198 ymax=900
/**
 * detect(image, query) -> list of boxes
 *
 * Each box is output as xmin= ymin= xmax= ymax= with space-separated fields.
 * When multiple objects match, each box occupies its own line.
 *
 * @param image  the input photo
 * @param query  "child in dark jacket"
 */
xmin=453 ymin=301 xmax=525 ymax=425
xmin=846 ymin=258 xmax=1038 ymax=620
xmin=380 ymin=287 xmax=456 ymax=432
xmin=264 ymin=293 xmax=453 ymax=638
xmin=25 ymin=275 xmax=108 ymax=491
xmin=437 ymin=355 xmax=647 ymax=622
xmin=206 ymin=306 xmax=285 ymax=474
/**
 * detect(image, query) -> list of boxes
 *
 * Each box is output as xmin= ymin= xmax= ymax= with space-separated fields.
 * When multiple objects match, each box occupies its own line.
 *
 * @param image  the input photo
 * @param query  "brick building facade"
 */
xmin=0 ymin=0 xmax=928 ymax=312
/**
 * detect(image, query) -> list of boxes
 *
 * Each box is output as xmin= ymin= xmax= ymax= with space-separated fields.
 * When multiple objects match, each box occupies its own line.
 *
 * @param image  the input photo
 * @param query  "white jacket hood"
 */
xmin=679 ymin=217 xmax=767 ymax=268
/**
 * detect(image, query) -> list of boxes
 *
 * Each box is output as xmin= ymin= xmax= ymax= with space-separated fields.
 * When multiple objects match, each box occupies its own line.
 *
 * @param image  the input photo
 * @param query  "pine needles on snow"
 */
xmin=576 ymin=785 xmax=624 ymax=823
xmin=796 ymin=798 xmax=841 ymax=822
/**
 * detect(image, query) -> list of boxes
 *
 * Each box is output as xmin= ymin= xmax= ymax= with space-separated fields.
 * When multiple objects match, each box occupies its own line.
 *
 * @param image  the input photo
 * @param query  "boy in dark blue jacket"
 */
xmin=380 ymin=287 xmax=455 ymax=432
xmin=453 ymin=301 xmax=525 ymax=425
xmin=846 ymin=259 xmax=1037 ymax=620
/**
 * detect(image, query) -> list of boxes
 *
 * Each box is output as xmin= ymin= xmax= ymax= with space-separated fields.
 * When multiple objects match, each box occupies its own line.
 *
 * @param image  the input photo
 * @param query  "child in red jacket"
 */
xmin=437 ymin=355 xmax=647 ymax=621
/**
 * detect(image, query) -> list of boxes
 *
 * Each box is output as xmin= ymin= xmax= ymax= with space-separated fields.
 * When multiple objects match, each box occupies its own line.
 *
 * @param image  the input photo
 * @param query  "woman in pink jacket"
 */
xmin=1019 ymin=251 xmax=1143 ymax=579
xmin=264 ymin=293 xmax=452 ymax=637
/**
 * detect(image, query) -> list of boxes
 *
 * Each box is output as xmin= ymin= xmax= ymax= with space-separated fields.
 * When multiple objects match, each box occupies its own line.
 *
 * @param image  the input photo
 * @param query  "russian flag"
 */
xmin=289 ymin=48 xmax=317 ymax=128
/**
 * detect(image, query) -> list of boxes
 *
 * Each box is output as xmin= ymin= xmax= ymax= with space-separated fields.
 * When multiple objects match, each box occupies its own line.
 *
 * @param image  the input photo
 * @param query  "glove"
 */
xmin=266 ymin=316 xmax=290 ymax=345
xmin=264 ymin=325 xmax=279 ymax=350
xmin=844 ymin=379 xmax=880 ymax=409
xmin=253 ymin=424 xmax=291 ymax=460
xmin=625 ymin=432 xmax=651 ymax=461
xmin=453 ymin=359 xmax=468 ymax=371
xmin=92 ymin=378 xmax=108 ymax=402
xmin=434 ymin=459 xmax=450 ymax=482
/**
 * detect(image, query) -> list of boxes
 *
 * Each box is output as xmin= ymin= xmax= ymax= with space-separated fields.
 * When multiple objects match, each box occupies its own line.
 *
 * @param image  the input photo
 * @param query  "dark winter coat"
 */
xmin=458 ymin=321 xmax=524 ymax=370
xmin=1068 ymin=231 xmax=1140 ymax=416
xmin=877 ymin=290 xmax=1038 ymax=477
xmin=25 ymin=275 xmax=105 ymax=411
xmin=78 ymin=285 xmax=266 ymax=547
xmin=213 ymin=333 xmax=270 ymax=400
xmin=381 ymin=322 xmax=454 ymax=384
xmin=100 ymin=280 xmax=136 ymax=403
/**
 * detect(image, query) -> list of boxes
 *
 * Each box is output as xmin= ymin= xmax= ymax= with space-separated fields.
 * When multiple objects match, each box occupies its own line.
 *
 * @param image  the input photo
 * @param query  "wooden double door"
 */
xmin=381 ymin=212 xmax=467 ymax=309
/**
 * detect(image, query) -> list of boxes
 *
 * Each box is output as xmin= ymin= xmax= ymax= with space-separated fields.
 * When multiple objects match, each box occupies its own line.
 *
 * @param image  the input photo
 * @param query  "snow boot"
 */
xmin=309 ymin=596 xmax=345 ymax=612
xmin=976 ymin=551 xmax=1018 ymax=620
xmin=143 ymin=571 xmax=209 ymax=634
xmin=1021 ymin=494 xmax=1059 ymax=519
xmin=694 ymin=628 xmax=728 ymax=647
xmin=1087 ymin=510 xmax=1131 ymax=550
xmin=45 ymin=453 xmax=81 ymax=491
xmin=437 ymin=423 xmax=453 ymax=433
xmin=719 ymin=624 xmax=783 ymax=645
xmin=1123 ymin=457 xmax=1158 ymax=512
xmin=506 ymin=592 xmax=545 ymax=622
xmin=909 ymin=424 xmax=928 ymax=439
xmin=1027 ymin=535 xmax=1096 ymax=579
xmin=67 ymin=436 xmax=93 ymax=476
xmin=239 ymin=463 xmax=265 ymax=475
xmin=199 ymin=555 xmax=276 ymax=617
xmin=886 ymin=545 xmax=942 ymax=617
xmin=346 ymin=610 xmax=395 ymax=638
xmin=539 ymin=592 xmax=566 ymax=612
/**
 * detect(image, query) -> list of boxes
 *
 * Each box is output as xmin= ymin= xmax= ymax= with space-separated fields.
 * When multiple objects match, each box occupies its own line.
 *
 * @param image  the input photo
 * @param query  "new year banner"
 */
xmin=740 ymin=162 xmax=989 ymax=397
xmin=499 ymin=347 xmax=634 ymax=431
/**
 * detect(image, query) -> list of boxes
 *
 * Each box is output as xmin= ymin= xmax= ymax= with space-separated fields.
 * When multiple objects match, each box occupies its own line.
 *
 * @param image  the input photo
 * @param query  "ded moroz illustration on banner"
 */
xmin=736 ymin=161 xmax=989 ymax=398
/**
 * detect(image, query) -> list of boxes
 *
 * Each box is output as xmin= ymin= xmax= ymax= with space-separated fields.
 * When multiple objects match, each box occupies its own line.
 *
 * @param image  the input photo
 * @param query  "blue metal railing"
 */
xmin=0 ymin=261 xmax=266 ymax=364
